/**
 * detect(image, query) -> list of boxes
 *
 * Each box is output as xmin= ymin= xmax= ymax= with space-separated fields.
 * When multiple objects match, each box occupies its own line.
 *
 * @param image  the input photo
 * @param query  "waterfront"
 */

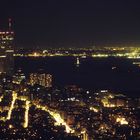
xmin=15 ymin=56 xmax=140 ymax=97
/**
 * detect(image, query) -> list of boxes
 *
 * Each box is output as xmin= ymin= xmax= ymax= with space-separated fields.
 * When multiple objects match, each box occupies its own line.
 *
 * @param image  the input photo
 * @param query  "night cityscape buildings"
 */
xmin=0 ymin=29 xmax=140 ymax=139
xmin=1 ymin=0 xmax=140 ymax=139
xmin=0 ymin=19 xmax=14 ymax=75
xmin=29 ymin=73 xmax=52 ymax=88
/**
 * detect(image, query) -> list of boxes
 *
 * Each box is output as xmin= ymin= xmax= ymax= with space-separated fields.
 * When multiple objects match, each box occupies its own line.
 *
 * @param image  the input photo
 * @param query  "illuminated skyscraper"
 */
xmin=0 ymin=19 xmax=14 ymax=75
xmin=29 ymin=73 xmax=52 ymax=88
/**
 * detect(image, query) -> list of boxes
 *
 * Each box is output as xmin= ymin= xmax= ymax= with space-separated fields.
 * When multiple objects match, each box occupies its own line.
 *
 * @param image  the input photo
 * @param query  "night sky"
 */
xmin=1 ymin=0 xmax=140 ymax=48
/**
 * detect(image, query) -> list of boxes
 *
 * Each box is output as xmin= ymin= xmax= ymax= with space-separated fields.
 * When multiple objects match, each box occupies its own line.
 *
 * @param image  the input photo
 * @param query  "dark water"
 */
xmin=15 ymin=57 xmax=140 ymax=97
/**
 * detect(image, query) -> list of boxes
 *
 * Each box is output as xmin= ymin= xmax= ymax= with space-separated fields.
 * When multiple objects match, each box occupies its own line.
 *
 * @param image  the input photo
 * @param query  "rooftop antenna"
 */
xmin=8 ymin=18 xmax=12 ymax=30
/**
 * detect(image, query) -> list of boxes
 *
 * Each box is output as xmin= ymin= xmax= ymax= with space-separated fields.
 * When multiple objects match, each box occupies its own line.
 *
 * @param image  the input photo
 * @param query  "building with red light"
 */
xmin=0 ymin=19 xmax=14 ymax=75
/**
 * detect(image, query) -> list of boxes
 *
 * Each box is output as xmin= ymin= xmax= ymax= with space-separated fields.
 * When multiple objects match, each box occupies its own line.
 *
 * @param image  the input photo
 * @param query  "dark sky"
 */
xmin=1 ymin=0 xmax=140 ymax=48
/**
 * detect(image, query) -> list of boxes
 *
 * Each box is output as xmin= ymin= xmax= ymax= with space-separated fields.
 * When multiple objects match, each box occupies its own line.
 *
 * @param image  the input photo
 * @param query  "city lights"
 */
xmin=6 ymin=91 xmax=17 ymax=120
xmin=116 ymin=117 xmax=128 ymax=125
xmin=34 ymin=104 xmax=75 ymax=133
xmin=30 ymin=73 xmax=52 ymax=88
xmin=1 ymin=2 xmax=140 ymax=138
xmin=89 ymin=107 xmax=99 ymax=112
xmin=0 ymin=95 xmax=3 ymax=102
xmin=23 ymin=100 xmax=30 ymax=128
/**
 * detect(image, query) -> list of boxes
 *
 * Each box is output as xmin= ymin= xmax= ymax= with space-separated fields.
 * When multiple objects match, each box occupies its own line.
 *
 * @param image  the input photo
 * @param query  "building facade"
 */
xmin=29 ymin=73 xmax=52 ymax=88
xmin=0 ymin=20 xmax=14 ymax=75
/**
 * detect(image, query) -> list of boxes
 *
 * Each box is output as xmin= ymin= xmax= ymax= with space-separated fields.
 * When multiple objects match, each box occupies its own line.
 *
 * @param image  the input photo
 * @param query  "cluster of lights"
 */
xmin=0 ymin=55 xmax=6 ymax=58
xmin=34 ymin=104 xmax=75 ymax=133
xmin=89 ymin=107 xmax=99 ymax=112
xmin=7 ymin=91 xmax=17 ymax=120
xmin=23 ymin=101 xmax=30 ymax=128
xmin=116 ymin=117 xmax=128 ymax=125
xmin=0 ymin=31 xmax=14 ymax=34
xmin=101 ymin=93 xmax=116 ymax=108
xmin=102 ymin=98 xmax=115 ymax=108
xmin=0 ymin=95 xmax=3 ymax=102
xmin=30 ymin=73 xmax=52 ymax=88
xmin=92 ymin=54 xmax=108 ymax=58
xmin=0 ymin=91 xmax=75 ymax=134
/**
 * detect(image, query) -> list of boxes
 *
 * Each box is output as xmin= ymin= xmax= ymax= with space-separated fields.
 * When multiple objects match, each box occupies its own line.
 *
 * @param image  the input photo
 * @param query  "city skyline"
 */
xmin=1 ymin=0 xmax=140 ymax=48
xmin=0 ymin=1 xmax=140 ymax=139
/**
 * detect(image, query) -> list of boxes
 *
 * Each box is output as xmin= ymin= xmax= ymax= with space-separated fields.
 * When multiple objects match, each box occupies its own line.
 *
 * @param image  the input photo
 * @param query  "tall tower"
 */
xmin=0 ymin=19 xmax=14 ymax=75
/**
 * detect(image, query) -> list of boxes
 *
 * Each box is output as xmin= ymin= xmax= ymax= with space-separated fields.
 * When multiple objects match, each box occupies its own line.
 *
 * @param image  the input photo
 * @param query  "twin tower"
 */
xmin=0 ymin=19 xmax=14 ymax=75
